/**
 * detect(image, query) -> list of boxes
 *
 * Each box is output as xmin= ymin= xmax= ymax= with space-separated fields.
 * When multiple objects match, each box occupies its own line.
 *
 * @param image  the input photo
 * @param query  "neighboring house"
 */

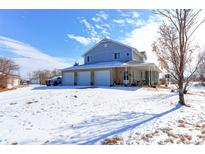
xmin=62 ymin=38 xmax=161 ymax=86
xmin=7 ymin=75 xmax=20 ymax=89
xmin=0 ymin=72 xmax=20 ymax=89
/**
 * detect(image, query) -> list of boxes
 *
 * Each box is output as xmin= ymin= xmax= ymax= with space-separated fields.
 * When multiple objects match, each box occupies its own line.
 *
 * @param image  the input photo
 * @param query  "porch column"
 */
xmin=149 ymin=66 xmax=151 ymax=86
xmin=125 ymin=66 xmax=128 ymax=85
xmin=91 ymin=71 xmax=94 ymax=85
xmin=74 ymin=71 xmax=77 ymax=85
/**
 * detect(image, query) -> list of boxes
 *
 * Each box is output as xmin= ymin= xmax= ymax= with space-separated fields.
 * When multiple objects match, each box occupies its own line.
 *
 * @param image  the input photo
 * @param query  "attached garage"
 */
xmin=62 ymin=72 xmax=74 ymax=85
xmin=94 ymin=70 xmax=111 ymax=86
xmin=77 ymin=71 xmax=91 ymax=85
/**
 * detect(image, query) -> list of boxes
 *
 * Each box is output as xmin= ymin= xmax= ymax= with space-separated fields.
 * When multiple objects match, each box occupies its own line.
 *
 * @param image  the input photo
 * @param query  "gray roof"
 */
xmin=62 ymin=61 xmax=161 ymax=72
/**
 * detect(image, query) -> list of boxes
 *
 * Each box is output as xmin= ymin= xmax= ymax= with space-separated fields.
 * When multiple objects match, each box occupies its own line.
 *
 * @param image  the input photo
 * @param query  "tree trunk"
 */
xmin=183 ymin=81 xmax=189 ymax=94
xmin=178 ymin=80 xmax=186 ymax=105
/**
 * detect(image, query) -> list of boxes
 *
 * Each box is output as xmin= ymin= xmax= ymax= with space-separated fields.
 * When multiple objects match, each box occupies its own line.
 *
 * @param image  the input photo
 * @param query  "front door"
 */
xmin=123 ymin=70 xmax=129 ymax=85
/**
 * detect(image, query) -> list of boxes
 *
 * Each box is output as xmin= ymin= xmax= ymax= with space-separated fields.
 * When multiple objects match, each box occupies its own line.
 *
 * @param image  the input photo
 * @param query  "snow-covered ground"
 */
xmin=0 ymin=84 xmax=204 ymax=145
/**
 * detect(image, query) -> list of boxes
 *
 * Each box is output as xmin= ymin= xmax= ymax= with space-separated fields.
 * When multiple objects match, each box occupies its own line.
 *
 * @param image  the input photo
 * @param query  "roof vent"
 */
xmin=101 ymin=38 xmax=109 ymax=42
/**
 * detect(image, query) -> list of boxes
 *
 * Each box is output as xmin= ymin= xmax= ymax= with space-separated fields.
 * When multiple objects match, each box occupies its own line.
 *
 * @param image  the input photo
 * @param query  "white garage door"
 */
xmin=95 ymin=70 xmax=110 ymax=86
xmin=77 ymin=71 xmax=91 ymax=85
xmin=63 ymin=72 xmax=74 ymax=85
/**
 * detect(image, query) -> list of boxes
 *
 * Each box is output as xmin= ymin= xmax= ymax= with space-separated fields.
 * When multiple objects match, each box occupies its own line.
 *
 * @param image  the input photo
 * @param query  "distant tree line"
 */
xmin=28 ymin=69 xmax=61 ymax=85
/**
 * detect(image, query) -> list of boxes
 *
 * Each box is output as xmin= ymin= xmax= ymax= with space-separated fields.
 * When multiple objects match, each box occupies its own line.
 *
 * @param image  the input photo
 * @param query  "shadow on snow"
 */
xmin=32 ymin=85 xmax=141 ymax=91
xmin=47 ymin=103 xmax=182 ymax=145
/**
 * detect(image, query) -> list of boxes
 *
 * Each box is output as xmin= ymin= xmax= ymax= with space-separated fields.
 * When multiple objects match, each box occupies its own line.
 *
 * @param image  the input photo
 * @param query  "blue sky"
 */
xmin=0 ymin=9 xmax=190 ymax=78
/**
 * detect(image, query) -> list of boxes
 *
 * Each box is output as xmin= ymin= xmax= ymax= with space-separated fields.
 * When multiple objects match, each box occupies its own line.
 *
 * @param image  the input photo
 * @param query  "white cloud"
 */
xmin=0 ymin=36 xmax=73 ymax=78
xmin=122 ymin=10 xmax=205 ymax=69
xmin=118 ymin=11 xmax=130 ymax=17
xmin=80 ymin=19 xmax=91 ymax=29
xmin=102 ymin=24 xmax=110 ymax=28
xmin=67 ymin=34 xmax=99 ymax=45
xmin=134 ymin=19 xmax=145 ymax=27
xmin=186 ymin=10 xmax=205 ymax=67
xmin=72 ymin=14 xmax=111 ymax=45
xmin=118 ymin=10 xmax=140 ymax=19
xmin=95 ymin=24 xmax=110 ymax=38
xmin=113 ymin=17 xmax=143 ymax=27
xmin=114 ymin=10 xmax=143 ymax=27
xmin=91 ymin=11 xmax=108 ymax=23
xmin=95 ymin=24 xmax=104 ymax=30
xmin=67 ymin=34 xmax=92 ymax=45
xmin=91 ymin=17 xmax=101 ymax=22
xmin=193 ymin=10 xmax=205 ymax=49
xmin=132 ymin=11 xmax=140 ymax=18
xmin=80 ymin=18 xmax=97 ymax=37
xmin=96 ymin=11 xmax=108 ymax=20
xmin=101 ymin=30 xmax=110 ymax=38
xmin=122 ymin=16 xmax=161 ymax=64
xmin=125 ymin=18 xmax=135 ymax=24
xmin=113 ymin=19 xmax=125 ymax=24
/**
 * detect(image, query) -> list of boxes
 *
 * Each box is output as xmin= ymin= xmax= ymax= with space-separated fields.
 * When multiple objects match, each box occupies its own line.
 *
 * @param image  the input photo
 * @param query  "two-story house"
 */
xmin=62 ymin=38 xmax=160 ymax=86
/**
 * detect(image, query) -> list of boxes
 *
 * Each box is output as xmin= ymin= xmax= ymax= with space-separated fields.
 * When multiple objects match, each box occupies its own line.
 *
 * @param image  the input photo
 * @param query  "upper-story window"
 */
xmin=87 ymin=56 xmax=92 ymax=63
xmin=140 ymin=56 xmax=144 ymax=62
xmin=114 ymin=53 xmax=121 ymax=60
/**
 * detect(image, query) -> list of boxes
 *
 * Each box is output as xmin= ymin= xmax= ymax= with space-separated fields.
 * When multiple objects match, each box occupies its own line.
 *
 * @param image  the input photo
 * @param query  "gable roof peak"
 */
xmin=81 ymin=38 xmax=139 ymax=57
xmin=101 ymin=38 xmax=110 ymax=42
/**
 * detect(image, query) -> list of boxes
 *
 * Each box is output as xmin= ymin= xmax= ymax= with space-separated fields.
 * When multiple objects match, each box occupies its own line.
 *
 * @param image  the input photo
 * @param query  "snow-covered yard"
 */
xmin=0 ymin=84 xmax=204 ymax=145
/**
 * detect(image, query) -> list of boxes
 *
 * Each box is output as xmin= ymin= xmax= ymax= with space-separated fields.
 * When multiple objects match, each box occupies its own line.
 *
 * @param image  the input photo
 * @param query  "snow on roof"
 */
xmin=62 ymin=61 xmax=123 ymax=71
xmin=62 ymin=61 xmax=161 ymax=71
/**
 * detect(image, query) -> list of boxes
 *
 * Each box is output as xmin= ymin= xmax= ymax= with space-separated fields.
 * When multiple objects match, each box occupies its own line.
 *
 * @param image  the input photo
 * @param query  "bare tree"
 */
xmin=29 ymin=70 xmax=50 ymax=85
xmin=51 ymin=68 xmax=61 ymax=77
xmin=152 ymin=9 xmax=205 ymax=106
xmin=0 ymin=57 xmax=19 ymax=88
xmin=29 ymin=69 xmax=61 ymax=85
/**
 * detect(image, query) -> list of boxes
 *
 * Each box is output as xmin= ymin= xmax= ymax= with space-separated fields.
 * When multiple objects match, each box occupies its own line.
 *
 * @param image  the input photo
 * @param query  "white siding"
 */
xmin=7 ymin=77 xmax=20 ymax=89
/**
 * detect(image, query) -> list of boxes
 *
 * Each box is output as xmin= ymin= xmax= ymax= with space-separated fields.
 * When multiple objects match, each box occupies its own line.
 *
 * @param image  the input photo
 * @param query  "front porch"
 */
xmin=62 ymin=61 xmax=160 ymax=87
xmin=111 ymin=65 xmax=160 ymax=86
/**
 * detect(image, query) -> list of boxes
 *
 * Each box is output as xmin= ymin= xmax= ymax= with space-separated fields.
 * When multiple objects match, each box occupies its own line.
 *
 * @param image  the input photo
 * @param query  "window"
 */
xmin=87 ymin=56 xmax=92 ymax=62
xmin=126 ymin=53 xmax=130 ymax=56
xmin=140 ymin=56 xmax=144 ymax=62
xmin=114 ymin=53 xmax=120 ymax=60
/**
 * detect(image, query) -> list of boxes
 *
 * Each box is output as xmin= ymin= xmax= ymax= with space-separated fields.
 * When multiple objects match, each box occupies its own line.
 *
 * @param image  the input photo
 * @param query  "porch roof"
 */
xmin=62 ymin=61 xmax=161 ymax=72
